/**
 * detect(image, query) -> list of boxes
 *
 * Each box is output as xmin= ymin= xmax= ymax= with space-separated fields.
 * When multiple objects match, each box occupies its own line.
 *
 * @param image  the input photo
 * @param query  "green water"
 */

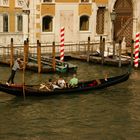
xmin=0 ymin=60 xmax=140 ymax=140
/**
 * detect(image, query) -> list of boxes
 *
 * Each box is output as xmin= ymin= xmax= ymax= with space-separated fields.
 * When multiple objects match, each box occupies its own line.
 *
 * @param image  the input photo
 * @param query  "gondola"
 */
xmin=0 ymin=71 xmax=130 ymax=97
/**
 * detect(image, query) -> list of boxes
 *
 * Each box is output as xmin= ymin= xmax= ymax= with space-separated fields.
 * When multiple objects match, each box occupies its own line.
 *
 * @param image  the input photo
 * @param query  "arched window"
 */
xmin=3 ymin=14 xmax=8 ymax=32
xmin=80 ymin=15 xmax=89 ymax=31
xmin=2 ymin=0 xmax=9 ymax=6
xmin=81 ymin=0 xmax=89 ymax=2
xmin=43 ymin=0 xmax=52 ymax=2
xmin=42 ymin=16 xmax=53 ymax=32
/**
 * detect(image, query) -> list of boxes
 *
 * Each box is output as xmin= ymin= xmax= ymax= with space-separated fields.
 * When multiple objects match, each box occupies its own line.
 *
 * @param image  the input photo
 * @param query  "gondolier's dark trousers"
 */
xmin=7 ymin=70 xmax=16 ymax=84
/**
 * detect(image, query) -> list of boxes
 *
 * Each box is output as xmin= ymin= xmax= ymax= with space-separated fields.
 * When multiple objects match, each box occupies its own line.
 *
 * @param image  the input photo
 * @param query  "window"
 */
xmin=16 ymin=0 xmax=24 ymax=7
xmin=3 ymin=14 xmax=8 ymax=32
xmin=80 ymin=15 xmax=89 ymax=31
xmin=2 ymin=0 xmax=9 ymax=6
xmin=43 ymin=0 xmax=52 ymax=2
xmin=42 ymin=16 xmax=53 ymax=32
xmin=17 ymin=15 xmax=23 ymax=32
xmin=81 ymin=0 xmax=89 ymax=2
xmin=96 ymin=7 xmax=105 ymax=34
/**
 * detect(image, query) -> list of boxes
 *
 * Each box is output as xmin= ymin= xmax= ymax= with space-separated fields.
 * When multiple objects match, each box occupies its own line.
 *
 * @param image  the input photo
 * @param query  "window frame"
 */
xmin=3 ymin=13 xmax=9 ymax=32
xmin=15 ymin=0 xmax=24 ymax=8
xmin=80 ymin=0 xmax=91 ymax=3
xmin=0 ymin=0 xmax=9 ymax=7
xmin=79 ymin=15 xmax=90 ymax=31
xmin=42 ymin=0 xmax=54 ymax=3
xmin=16 ymin=14 xmax=23 ymax=32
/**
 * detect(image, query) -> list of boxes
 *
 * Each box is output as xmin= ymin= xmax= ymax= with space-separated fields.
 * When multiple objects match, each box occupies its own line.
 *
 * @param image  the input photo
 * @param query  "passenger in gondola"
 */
xmin=39 ymin=83 xmax=51 ymax=91
xmin=57 ymin=75 xmax=66 ymax=89
xmin=48 ymin=78 xmax=60 ymax=90
xmin=39 ymin=78 xmax=51 ymax=91
xmin=69 ymin=74 xmax=78 ymax=88
xmin=52 ymin=81 xmax=61 ymax=90
xmin=6 ymin=58 xmax=23 ymax=86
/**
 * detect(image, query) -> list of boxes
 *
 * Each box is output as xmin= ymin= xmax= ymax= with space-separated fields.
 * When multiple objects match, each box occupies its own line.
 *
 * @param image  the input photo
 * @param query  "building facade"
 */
xmin=0 ymin=0 xmax=139 ymax=47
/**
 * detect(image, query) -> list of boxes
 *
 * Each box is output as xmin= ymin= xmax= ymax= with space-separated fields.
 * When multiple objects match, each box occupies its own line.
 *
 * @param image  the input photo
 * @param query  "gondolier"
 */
xmin=6 ymin=58 xmax=23 ymax=86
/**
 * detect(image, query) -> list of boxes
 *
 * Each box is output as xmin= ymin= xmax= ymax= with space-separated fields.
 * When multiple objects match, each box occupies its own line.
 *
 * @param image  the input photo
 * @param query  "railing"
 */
xmin=0 ymin=37 xmax=112 ymax=71
xmin=0 ymin=41 xmax=103 ymax=60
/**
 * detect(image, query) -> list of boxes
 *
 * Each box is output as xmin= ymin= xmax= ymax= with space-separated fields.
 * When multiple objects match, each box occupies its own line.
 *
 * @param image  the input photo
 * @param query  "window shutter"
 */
xmin=96 ymin=7 xmax=105 ymax=34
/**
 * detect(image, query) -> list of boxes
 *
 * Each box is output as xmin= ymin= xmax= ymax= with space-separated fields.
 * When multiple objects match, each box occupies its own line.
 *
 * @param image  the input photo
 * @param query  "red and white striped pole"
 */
xmin=134 ymin=32 xmax=140 ymax=68
xmin=60 ymin=27 xmax=65 ymax=61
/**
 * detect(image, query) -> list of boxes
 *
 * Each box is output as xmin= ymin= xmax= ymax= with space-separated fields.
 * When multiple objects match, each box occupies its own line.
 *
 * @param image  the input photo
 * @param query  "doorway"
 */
xmin=114 ymin=0 xmax=133 ymax=47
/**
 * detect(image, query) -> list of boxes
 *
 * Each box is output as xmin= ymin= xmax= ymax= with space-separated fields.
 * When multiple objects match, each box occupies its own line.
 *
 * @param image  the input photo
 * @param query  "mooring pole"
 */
xmin=101 ymin=38 xmax=105 ymax=64
xmin=99 ymin=36 xmax=103 ymax=57
xmin=37 ymin=40 xmax=41 ymax=73
xmin=131 ymin=39 xmax=134 ymax=66
xmin=22 ymin=40 xmax=27 ymax=100
xmin=26 ymin=38 xmax=29 ymax=64
xmin=87 ymin=36 xmax=90 ymax=62
xmin=10 ymin=38 xmax=14 ymax=67
xmin=113 ymin=40 xmax=116 ymax=59
xmin=118 ymin=40 xmax=122 ymax=67
xmin=52 ymin=41 xmax=56 ymax=71
xmin=23 ymin=39 xmax=28 ymax=69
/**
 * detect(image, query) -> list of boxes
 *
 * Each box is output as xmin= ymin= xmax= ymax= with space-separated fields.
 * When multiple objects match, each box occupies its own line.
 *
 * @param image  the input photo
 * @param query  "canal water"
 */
xmin=0 ymin=60 xmax=140 ymax=140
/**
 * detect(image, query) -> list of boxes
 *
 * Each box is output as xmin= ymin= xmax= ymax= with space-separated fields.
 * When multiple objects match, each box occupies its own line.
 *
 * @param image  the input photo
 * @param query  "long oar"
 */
xmin=22 ymin=65 xmax=26 ymax=100
xmin=22 ymin=40 xmax=28 ymax=100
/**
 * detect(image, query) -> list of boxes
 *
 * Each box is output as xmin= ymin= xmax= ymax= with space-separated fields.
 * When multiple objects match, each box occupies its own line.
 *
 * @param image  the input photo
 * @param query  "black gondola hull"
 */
xmin=0 ymin=72 xmax=130 ymax=97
